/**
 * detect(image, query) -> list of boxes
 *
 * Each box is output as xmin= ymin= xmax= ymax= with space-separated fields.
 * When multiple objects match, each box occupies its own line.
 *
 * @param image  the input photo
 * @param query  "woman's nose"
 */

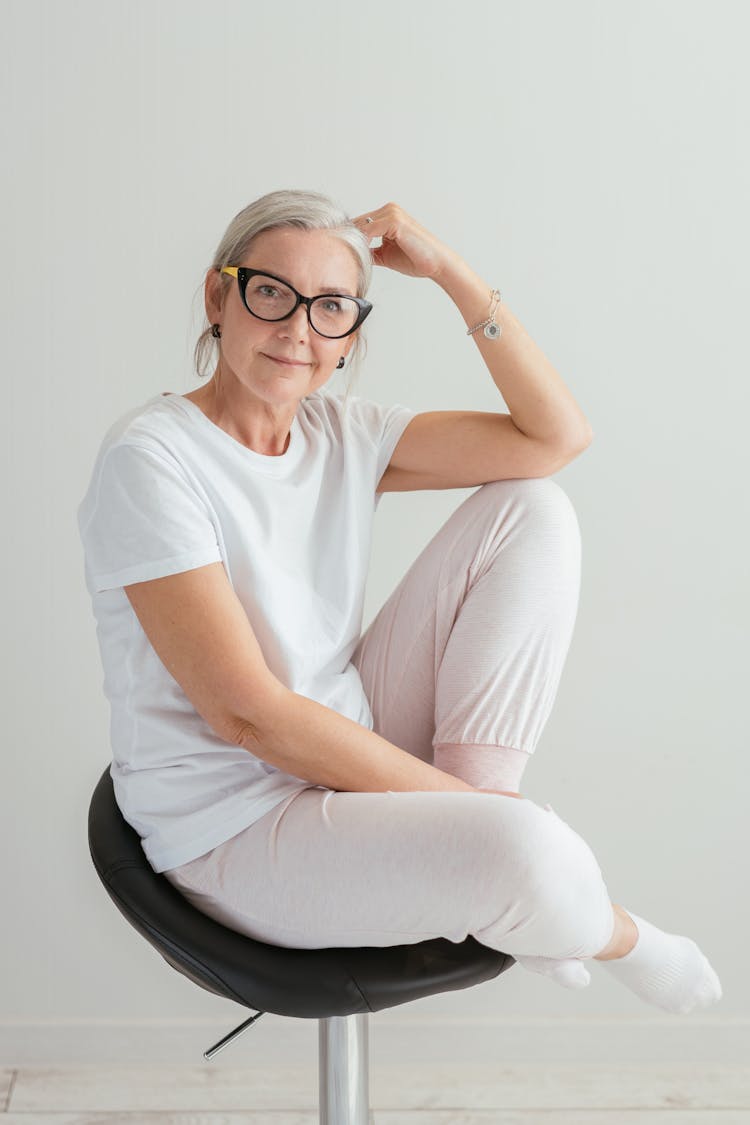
xmin=281 ymin=303 xmax=311 ymax=335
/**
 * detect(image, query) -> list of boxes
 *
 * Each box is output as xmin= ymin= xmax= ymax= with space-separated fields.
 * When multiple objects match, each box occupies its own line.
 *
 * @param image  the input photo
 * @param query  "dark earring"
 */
xmin=336 ymin=356 xmax=345 ymax=369
xmin=211 ymin=324 xmax=222 ymax=339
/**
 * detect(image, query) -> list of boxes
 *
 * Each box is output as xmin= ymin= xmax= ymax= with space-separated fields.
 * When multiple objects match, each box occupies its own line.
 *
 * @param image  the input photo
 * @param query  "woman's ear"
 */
xmin=343 ymin=330 xmax=358 ymax=359
xmin=204 ymin=268 xmax=224 ymax=324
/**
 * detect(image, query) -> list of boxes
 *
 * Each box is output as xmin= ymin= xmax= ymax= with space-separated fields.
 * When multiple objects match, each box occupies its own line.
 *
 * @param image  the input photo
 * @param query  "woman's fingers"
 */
xmin=350 ymin=202 xmax=458 ymax=280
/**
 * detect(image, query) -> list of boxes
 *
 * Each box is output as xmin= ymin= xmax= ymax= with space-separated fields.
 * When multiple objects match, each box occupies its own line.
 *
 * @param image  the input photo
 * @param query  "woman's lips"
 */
xmin=264 ymin=353 xmax=308 ymax=366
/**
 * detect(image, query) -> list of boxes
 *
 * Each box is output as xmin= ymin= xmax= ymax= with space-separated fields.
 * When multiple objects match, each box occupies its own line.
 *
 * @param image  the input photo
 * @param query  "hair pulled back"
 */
xmin=193 ymin=189 xmax=373 ymax=406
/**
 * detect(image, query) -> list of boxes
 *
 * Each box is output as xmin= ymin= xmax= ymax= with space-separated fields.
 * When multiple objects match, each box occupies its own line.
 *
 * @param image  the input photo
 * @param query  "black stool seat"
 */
xmin=88 ymin=765 xmax=515 ymax=1018
xmin=88 ymin=764 xmax=517 ymax=1122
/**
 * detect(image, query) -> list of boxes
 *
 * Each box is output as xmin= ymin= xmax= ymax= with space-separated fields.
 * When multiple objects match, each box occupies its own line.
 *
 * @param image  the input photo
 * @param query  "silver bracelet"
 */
xmin=467 ymin=288 xmax=502 ymax=339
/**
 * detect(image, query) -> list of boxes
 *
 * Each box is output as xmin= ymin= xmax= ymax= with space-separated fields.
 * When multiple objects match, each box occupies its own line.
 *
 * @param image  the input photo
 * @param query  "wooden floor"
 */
xmin=2 ymin=1019 xmax=748 ymax=1123
xmin=2 ymin=1063 xmax=749 ymax=1123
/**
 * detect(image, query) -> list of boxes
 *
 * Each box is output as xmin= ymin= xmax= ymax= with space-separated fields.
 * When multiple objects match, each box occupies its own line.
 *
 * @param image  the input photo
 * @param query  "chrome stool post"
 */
xmin=319 ymin=1013 xmax=370 ymax=1125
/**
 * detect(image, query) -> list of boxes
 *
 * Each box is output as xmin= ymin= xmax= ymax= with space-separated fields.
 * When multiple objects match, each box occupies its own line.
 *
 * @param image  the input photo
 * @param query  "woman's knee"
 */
xmin=528 ymin=808 xmax=614 ymax=957
xmin=473 ymin=480 xmax=582 ymax=582
xmin=459 ymin=795 xmax=565 ymax=883
xmin=478 ymin=799 xmax=615 ymax=959
xmin=478 ymin=477 xmax=580 ymax=535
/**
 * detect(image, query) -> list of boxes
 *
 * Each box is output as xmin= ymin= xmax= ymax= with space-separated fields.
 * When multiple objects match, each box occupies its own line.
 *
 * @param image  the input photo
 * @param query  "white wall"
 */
xmin=2 ymin=0 xmax=747 ymax=1039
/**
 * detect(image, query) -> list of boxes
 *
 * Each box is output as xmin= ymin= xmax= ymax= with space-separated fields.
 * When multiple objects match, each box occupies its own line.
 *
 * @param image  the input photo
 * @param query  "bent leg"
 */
xmin=352 ymin=478 xmax=582 ymax=793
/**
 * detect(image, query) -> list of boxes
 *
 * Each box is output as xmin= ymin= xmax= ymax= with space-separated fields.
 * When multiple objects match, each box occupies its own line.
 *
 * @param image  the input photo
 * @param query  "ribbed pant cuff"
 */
xmin=433 ymin=742 xmax=531 ymax=791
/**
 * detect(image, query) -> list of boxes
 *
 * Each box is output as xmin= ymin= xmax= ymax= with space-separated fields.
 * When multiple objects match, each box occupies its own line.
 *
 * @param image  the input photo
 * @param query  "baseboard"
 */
xmin=1 ymin=1015 xmax=747 ymax=1068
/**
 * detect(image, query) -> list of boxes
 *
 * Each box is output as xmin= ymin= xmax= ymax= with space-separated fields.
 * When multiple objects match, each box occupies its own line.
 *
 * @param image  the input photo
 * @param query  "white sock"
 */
xmin=597 ymin=908 xmax=722 ymax=1015
xmin=515 ymin=954 xmax=591 ymax=990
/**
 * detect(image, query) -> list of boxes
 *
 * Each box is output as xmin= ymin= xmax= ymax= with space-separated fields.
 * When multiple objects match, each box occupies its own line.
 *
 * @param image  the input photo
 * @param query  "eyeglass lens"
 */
xmin=245 ymin=274 xmax=359 ymax=337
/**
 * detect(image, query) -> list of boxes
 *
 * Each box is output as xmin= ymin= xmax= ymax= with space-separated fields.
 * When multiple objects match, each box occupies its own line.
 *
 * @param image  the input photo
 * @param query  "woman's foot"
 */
xmin=595 ymin=906 xmax=722 ymax=1015
xmin=515 ymin=953 xmax=592 ymax=989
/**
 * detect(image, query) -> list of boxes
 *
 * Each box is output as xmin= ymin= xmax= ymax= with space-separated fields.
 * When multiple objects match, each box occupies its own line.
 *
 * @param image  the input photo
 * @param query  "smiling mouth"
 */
xmin=265 ymin=354 xmax=309 ymax=366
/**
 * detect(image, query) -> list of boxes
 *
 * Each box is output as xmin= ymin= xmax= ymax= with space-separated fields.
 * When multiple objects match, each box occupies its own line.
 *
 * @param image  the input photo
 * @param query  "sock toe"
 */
xmin=676 ymin=954 xmax=722 ymax=1014
xmin=600 ymin=910 xmax=722 ymax=1015
xmin=516 ymin=954 xmax=591 ymax=990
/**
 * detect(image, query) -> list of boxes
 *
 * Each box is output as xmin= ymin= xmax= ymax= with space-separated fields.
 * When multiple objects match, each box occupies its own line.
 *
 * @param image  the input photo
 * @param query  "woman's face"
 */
xmin=206 ymin=227 xmax=363 ymax=407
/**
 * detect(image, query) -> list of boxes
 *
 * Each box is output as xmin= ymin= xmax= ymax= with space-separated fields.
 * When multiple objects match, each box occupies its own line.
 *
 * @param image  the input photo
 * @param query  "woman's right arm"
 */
xmin=124 ymin=561 xmax=477 ymax=795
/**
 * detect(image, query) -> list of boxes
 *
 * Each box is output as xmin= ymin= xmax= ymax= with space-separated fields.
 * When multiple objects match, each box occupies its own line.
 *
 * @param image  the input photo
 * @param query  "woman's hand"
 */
xmin=350 ymin=202 xmax=461 ymax=282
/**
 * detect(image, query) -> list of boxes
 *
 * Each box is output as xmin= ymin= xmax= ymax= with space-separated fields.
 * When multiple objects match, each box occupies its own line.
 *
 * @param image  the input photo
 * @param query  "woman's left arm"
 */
xmin=352 ymin=202 xmax=592 ymax=449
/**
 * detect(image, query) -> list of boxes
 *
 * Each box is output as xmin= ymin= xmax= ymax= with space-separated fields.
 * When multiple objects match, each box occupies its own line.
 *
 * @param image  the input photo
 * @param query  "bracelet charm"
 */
xmin=467 ymin=288 xmax=502 ymax=340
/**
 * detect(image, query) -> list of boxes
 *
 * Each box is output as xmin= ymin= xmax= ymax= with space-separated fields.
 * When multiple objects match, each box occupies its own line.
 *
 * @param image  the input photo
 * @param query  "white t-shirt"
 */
xmin=77 ymin=389 xmax=416 ymax=873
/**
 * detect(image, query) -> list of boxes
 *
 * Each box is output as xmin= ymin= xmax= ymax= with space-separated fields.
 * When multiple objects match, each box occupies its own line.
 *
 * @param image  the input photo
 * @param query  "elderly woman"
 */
xmin=77 ymin=189 xmax=720 ymax=1014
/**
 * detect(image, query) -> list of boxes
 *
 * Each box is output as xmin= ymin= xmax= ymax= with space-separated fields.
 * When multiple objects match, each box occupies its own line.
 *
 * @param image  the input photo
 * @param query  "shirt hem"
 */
xmin=143 ymin=783 xmax=312 ymax=873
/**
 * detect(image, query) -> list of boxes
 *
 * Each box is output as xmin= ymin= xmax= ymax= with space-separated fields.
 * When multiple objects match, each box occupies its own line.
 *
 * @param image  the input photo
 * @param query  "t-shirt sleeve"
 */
xmin=78 ymin=442 xmax=222 ymax=593
xmin=339 ymin=394 xmax=416 ymax=486
xmin=373 ymin=400 xmax=417 ymax=486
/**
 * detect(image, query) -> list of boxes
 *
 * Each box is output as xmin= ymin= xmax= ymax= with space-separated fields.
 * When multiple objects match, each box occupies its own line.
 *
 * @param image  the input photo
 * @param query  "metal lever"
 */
xmin=203 ymin=1010 xmax=266 ymax=1059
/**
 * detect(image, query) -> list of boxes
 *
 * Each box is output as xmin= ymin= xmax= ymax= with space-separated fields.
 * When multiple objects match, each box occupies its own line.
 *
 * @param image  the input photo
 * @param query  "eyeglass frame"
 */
xmin=219 ymin=266 xmax=373 ymax=339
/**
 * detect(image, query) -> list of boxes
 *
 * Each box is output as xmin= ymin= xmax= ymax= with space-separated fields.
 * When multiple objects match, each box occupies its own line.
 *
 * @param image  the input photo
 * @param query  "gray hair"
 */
xmin=193 ymin=189 xmax=373 ymax=408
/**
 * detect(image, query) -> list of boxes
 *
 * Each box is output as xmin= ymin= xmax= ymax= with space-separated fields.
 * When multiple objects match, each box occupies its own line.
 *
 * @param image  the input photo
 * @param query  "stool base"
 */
xmin=204 ymin=1009 xmax=372 ymax=1123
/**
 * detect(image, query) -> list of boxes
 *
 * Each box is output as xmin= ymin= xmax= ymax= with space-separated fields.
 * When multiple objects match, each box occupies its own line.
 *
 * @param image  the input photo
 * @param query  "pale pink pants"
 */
xmin=163 ymin=479 xmax=616 ymax=960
